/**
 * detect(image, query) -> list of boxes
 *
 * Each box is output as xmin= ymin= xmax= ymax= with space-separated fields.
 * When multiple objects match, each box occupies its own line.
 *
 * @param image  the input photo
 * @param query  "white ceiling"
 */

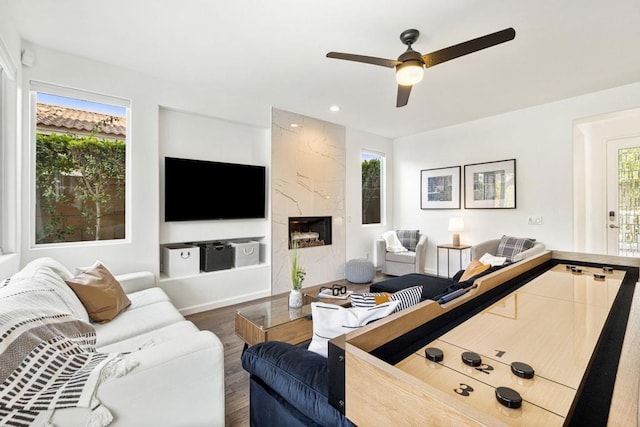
xmin=6 ymin=0 xmax=640 ymax=138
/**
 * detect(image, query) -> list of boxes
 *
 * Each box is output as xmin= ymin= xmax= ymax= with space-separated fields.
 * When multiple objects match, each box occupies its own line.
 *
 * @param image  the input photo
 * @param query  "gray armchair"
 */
xmin=471 ymin=237 xmax=545 ymax=262
xmin=376 ymin=230 xmax=428 ymax=276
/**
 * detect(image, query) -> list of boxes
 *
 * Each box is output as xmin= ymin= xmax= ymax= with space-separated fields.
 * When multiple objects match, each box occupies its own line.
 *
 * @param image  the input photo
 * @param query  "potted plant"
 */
xmin=289 ymin=240 xmax=306 ymax=308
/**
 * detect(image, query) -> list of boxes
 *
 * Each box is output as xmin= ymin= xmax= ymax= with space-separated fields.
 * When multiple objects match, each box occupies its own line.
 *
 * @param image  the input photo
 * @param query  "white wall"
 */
xmin=19 ymin=44 xmax=161 ymax=275
xmin=0 ymin=4 xmax=22 ymax=277
xmin=17 ymin=43 xmax=275 ymax=282
xmin=345 ymin=127 xmax=394 ymax=267
xmin=394 ymin=82 xmax=640 ymax=275
xmin=574 ymin=109 xmax=640 ymax=254
xmin=157 ymin=107 xmax=271 ymax=313
xmin=158 ymin=107 xmax=270 ymax=245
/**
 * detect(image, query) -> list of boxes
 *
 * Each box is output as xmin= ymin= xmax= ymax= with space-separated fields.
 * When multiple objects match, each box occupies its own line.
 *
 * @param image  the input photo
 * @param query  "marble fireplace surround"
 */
xmin=271 ymin=108 xmax=346 ymax=295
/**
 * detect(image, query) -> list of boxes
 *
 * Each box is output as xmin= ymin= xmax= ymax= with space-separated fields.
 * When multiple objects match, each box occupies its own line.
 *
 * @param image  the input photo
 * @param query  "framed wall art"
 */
xmin=464 ymin=159 xmax=516 ymax=209
xmin=420 ymin=166 xmax=461 ymax=209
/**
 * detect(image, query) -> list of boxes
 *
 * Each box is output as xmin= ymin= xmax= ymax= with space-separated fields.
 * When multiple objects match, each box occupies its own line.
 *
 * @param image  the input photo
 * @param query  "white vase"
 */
xmin=289 ymin=306 xmax=303 ymax=320
xmin=289 ymin=289 xmax=303 ymax=308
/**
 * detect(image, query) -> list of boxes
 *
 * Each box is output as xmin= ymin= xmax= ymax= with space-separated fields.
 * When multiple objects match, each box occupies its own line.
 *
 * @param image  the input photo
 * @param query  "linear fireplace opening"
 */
xmin=289 ymin=216 xmax=332 ymax=249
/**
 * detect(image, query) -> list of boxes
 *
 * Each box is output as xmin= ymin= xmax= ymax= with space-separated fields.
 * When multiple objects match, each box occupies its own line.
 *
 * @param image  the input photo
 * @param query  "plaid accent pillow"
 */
xmin=396 ymin=230 xmax=419 ymax=251
xmin=496 ymin=235 xmax=535 ymax=262
xmin=390 ymin=285 xmax=423 ymax=312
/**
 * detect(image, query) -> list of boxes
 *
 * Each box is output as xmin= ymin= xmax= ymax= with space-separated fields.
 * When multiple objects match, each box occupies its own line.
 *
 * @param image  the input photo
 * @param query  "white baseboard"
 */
xmin=179 ymin=289 xmax=272 ymax=315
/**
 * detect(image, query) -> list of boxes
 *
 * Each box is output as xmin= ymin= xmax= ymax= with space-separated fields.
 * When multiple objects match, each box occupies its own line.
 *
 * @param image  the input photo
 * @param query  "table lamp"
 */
xmin=448 ymin=218 xmax=464 ymax=246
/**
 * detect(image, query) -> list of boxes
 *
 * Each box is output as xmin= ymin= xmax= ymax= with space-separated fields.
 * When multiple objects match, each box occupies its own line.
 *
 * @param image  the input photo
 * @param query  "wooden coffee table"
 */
xmin=235 ymin=282 xmax=370 ymax=347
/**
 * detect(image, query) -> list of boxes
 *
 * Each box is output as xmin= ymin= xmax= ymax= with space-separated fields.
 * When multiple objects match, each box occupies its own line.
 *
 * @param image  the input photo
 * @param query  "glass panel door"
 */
xmin=607 ymin=136 xmax=640 ymax=256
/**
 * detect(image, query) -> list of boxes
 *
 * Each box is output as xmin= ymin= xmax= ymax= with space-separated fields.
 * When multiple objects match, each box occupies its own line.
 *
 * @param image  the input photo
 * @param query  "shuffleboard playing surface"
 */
xmin=395 ymin=264 xmax=626 ymax=425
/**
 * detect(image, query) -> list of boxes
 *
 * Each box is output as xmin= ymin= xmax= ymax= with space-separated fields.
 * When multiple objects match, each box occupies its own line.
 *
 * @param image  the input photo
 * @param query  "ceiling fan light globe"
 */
xmin=396 ymin=62 xmax=424 ymax=86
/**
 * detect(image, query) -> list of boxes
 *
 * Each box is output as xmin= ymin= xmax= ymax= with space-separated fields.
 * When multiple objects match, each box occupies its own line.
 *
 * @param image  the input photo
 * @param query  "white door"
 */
xmin=606 ymin=136 xmax=640 ymax=255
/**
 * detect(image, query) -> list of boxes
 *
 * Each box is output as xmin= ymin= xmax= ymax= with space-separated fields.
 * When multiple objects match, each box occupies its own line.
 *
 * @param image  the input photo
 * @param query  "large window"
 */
xmin=361 ymin=150 xmax=385 ymax=225
xmin=33 ymin=86 xmax=129 ymax=245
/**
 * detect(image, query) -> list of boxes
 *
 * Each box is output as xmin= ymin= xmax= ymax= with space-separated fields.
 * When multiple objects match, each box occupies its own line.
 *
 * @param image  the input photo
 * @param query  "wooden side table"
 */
xmin=437 ymin=244 xmax=471 ymax=278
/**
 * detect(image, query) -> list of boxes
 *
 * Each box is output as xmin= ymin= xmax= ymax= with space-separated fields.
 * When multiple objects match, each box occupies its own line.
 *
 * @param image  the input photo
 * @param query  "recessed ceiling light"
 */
xmin=329 ymin=105 xmax=340 ymax=112
xmin=290 ymin=123 xmax=299 ymax=128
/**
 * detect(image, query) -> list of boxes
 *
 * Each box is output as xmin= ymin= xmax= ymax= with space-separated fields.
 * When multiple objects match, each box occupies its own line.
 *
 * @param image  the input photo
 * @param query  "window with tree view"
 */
xmin=34 ymin=90 xmax=128 ymax=244
xmin=362 ymin=151 xmax=384 ymax=225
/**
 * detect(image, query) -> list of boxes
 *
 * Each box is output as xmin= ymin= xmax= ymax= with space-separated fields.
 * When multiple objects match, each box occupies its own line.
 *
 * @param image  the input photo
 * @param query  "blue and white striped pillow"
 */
xmin=349 ymin=292 xmax=390 ymax=308
xmin=390 ymin=285 xmax=423 ymax=312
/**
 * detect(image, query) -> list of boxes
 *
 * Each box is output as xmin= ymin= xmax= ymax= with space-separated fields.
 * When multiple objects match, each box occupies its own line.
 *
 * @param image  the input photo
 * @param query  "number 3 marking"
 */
xmin=454 ymin=383 xmax=474 ymax=396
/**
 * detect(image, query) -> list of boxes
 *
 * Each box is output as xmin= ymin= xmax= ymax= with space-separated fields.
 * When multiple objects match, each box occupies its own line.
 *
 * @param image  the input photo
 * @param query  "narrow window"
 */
xmin=362 ymin=151 xmax=384 ymax=225
xmin=33 ymin=88 xmax=128 ymax=244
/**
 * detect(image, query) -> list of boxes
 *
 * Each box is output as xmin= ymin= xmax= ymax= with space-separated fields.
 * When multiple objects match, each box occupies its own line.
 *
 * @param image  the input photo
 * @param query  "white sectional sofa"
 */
xmin=0 ymin=257 xmax=225 ymax=427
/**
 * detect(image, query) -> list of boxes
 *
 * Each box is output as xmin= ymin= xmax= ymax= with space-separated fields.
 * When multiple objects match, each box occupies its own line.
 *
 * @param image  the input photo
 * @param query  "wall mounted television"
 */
xmin=164 ymin=157 xmax=266 ymax=221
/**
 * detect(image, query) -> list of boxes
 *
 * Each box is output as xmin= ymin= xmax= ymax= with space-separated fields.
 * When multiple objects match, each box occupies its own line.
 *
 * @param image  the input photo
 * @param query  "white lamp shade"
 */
xmin=448 ymin=218 xmax=465 ymax=232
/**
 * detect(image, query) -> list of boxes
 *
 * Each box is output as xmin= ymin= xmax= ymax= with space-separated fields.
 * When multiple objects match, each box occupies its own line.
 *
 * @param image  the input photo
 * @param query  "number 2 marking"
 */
xmin=476 ymin=364 xmax=494 ymax=375
xmin=454 ymin=383 xmax=474 ymax=396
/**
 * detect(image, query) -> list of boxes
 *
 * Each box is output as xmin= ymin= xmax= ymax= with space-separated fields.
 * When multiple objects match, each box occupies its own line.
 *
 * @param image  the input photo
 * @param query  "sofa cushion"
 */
xmin=128 ymin=287 xmax=170 ymax=309
xmin=93 ymin=300 xmax=184 ymax=348
xmin=396 ymin=229 xmax=419 ymax=251
xmin=370 ymin=273 xmax=452 ymax=301
xmin=385 ymin=250 xmax=416 ymax=264
xmin=11 ymin=257 xmax=89 ymax=322
xmin=242 ymin=341 xmax=353 ymax=427
xmin=307 ymin=301 xmax=399 ymax=357
xmin=496 ymin=235 xmax=536 ymax=261
xmin=97 ymin=320 xmax=198 ymax=353
xmin=459 ymin=259 xmax=491 ymax=282
xmin=66 ymin=261 xmax=131 ymax=323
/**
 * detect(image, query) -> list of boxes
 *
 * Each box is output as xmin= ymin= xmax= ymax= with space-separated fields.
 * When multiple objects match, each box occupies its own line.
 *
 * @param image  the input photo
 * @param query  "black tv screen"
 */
xmin=164 ymin=157 xmax=266 ymax=221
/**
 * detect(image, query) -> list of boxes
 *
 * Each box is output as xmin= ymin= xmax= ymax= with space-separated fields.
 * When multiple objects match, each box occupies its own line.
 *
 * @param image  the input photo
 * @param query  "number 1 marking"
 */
xmin=495 ymin=350 xmax=506 ymax=358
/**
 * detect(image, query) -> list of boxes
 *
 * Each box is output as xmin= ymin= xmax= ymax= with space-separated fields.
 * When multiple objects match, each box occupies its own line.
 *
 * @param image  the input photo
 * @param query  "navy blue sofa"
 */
xmin=241 ymin=267 xmax=504 ymax=426
xmin=241 ymin=340 xmax=354 ymax=427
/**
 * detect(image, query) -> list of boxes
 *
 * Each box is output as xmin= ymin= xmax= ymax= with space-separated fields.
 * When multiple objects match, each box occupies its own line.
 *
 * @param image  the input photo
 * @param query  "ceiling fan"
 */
xmin=326 ymin=27 xmax=516 ymax=107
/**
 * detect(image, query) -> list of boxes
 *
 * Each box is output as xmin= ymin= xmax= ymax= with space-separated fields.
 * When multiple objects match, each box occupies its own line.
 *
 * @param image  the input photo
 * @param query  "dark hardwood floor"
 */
xmin=185 ymin=273 xmax=389 ymax=426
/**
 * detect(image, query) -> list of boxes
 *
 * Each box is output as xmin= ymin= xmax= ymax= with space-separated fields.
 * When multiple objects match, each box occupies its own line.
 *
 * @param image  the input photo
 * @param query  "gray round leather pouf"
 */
xmin=345 ymin=258 xmax=375 ymax=283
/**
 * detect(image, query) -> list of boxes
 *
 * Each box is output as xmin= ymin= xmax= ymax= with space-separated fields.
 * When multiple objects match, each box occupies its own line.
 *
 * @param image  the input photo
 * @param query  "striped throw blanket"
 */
xmin=0 ymin=279 xmax=135 ymax=426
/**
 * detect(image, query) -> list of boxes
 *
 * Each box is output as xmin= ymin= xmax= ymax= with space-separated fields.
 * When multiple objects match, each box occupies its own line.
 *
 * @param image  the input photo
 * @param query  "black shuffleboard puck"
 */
xmin=511 ymin=361 xmax=535 ymax=379
xmin=425 ymin=347 xmax=444 ymax=362
xmin=495 ymin=386 xmax=523 ymax=409
xmin=461 ymin=351 xmax=482 ymax=367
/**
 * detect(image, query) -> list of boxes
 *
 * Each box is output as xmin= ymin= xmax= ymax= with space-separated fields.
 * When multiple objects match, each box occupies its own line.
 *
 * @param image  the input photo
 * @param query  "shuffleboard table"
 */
xmin=340 ymin=251 xmax=639 ymax=426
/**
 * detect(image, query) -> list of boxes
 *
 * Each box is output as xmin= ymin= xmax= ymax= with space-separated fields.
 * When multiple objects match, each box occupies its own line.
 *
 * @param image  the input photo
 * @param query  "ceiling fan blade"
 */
xmin=422 ymin=27 xmax=516 ymax=68
xmin=396 ymin=85 xmax=412 ymax=107
xmin=326 ymin=52 xmax=400 ymax=68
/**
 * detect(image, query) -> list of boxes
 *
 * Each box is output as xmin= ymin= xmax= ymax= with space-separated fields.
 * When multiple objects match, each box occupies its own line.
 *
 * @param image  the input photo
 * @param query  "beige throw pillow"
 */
xmin=66 ymin=262 xmax=131 ymax=323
